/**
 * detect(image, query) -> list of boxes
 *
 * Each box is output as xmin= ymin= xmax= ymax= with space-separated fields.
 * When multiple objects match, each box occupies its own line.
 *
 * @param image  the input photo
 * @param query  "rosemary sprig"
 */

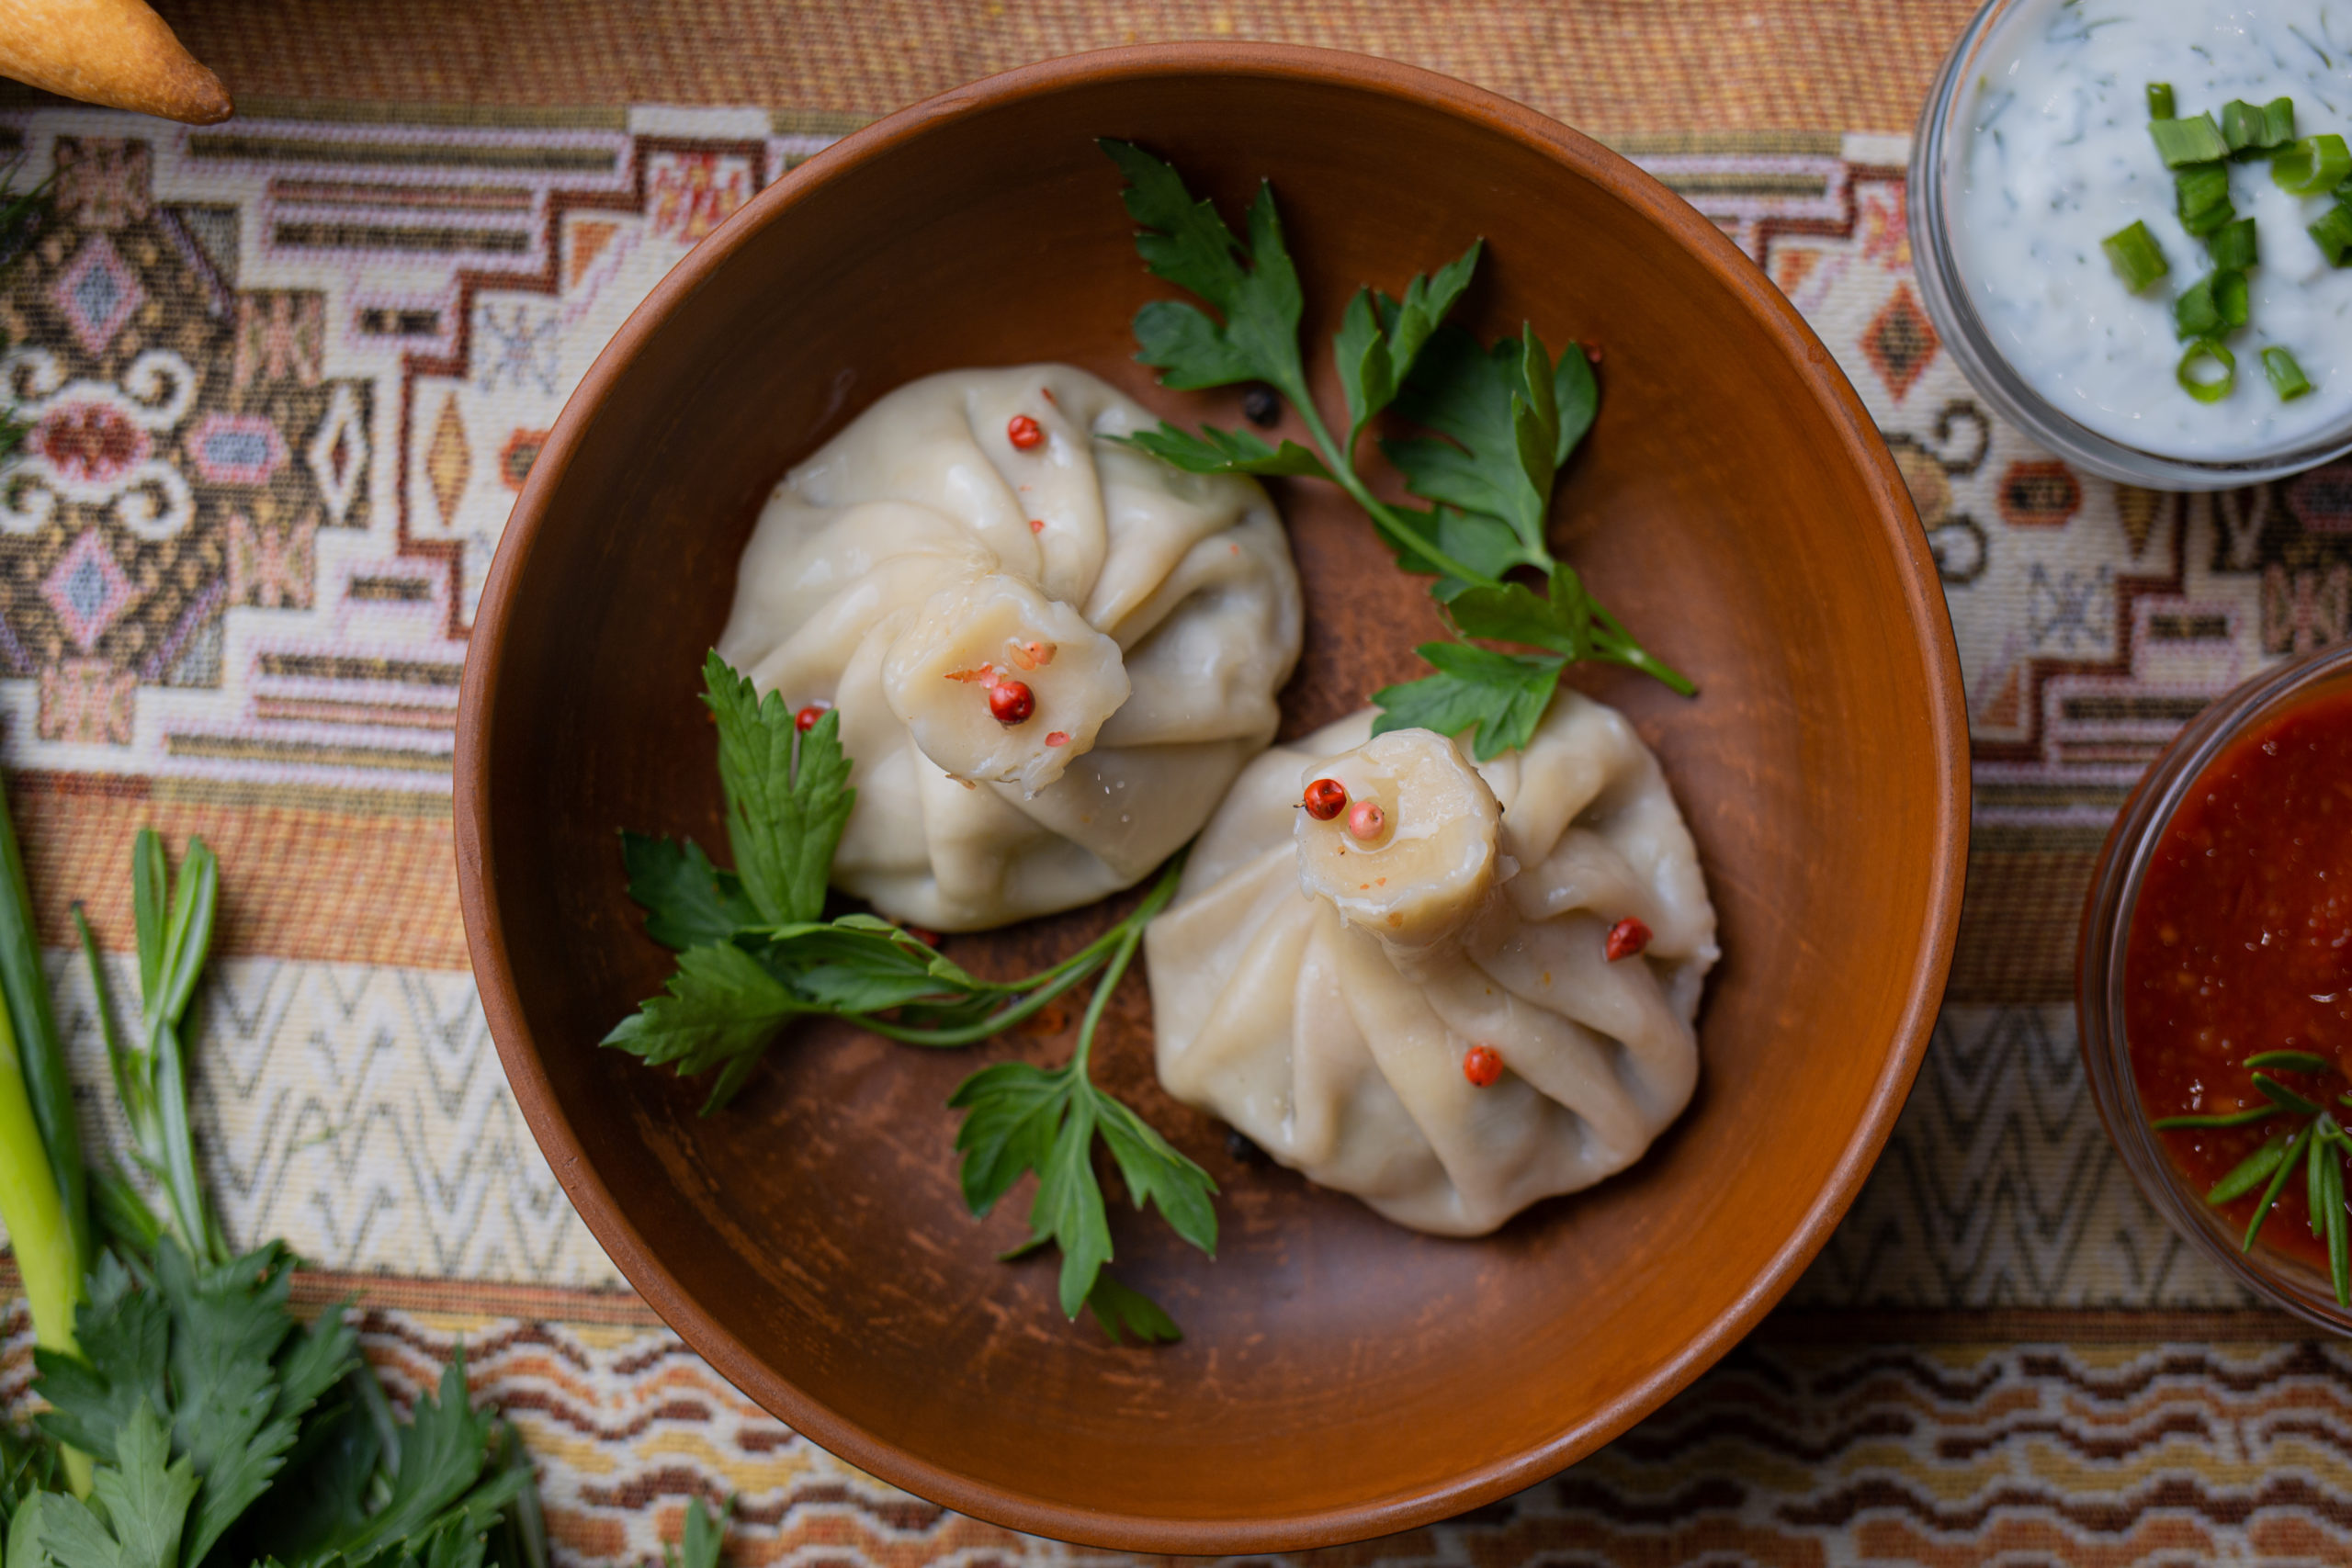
xmin=2155 ymin=1048 xmax=2352 ymax=1303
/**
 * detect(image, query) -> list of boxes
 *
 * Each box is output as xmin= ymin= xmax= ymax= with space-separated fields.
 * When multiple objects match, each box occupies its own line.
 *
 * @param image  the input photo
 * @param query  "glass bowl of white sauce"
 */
xmin=1912 ymin=0 xmax=2352 ymax=489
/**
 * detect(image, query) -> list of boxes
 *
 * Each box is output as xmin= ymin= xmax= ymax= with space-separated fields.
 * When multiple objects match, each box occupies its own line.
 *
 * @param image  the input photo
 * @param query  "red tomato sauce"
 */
xmin=2126 ymin=686 xmax=2352 ymax=1269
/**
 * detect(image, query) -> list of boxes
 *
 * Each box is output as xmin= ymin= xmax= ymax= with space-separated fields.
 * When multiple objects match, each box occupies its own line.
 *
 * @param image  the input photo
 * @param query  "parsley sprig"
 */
xmin=1099 ymin=140 xmax=1692 ymax=758
xmin=607 ymin=654 xmax=1214 ymax=1340
xmin=2154 ymin=1049 xmax=2352 ymax=1303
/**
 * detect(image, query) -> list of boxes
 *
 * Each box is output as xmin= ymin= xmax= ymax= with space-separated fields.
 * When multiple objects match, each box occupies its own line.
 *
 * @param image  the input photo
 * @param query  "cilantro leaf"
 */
xmin=40 ymin=1403 xmax=196 ymax=1568
xmin=600 ymin=942 xmax=808 ymax=1099
xmin=621 ymin=833 xmax=760 ymax=951
xmin=1084 ymin=1273 xmax=1182 ymax=1347
xmin=1114 ymin=423 xmax=1330 ymax=479
xmin=1336 ymin=240 xmax=1483 ymax=436
xmin=701 ymin=651 xmax=852 ymax=928
xmin=1371 ymin=643 xmax=1567 ymax=760
xmin=1100 ymin=139 xmax=1306 ymax=396
xmin=662 ymin=1497 xmax=729 ymax=1568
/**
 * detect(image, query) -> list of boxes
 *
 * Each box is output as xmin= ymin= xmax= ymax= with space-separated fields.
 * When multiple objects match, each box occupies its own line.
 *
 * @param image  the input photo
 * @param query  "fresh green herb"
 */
xmin=2101 ymin=220 xmax=2169 ymax=292
xmin=2147 ymin=82 xmax=2177 ymax=120
xmin=662 ymin=1498 xmax=729 ymax=1568
xmin=2152 ymin=113 xmax=2231 ymax=166
xmin=0 ymin=815 xmax=588 ymax=1568
xmin=2177 ymin=337 xmax=2237 ymax=401
xmin=947 ymin=863 xmax=1210 ymax=1331
xmin=2154 ymin=1052 xmax=2352 ymax=1302
xmin=2222 ymin=96 xmax=2296 ymax=155
xmin=2175 ymin=163 xmax=2233 ymax=231
xmin=2264 ymin=345 xmax=2313 ymax=399
xmin=1099 ymin=138 xmax=1690 ymax=760
xmin=2311 ymin=200 xmax=2352 ymax=265
xmin=2205 ymin=216 xmax=2258 ymax=271
xmin=608 ymin=653 xmax=1211 ymax=1337
xmin=2273 ymin=132 xmax=2352 ymax=195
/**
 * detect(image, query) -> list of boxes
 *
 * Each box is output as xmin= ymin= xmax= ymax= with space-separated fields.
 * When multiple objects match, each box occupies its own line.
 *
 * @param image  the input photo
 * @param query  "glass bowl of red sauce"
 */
xmin=2082 ymin=639 xmax=2352 ymax=1330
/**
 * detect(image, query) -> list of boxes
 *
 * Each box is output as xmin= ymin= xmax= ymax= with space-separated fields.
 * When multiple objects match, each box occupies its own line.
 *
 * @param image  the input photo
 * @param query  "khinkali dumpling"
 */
xmin=1143 ymin=694 xmax=1718 ymax=1235
xmin=718 ymin=365 xmax=1303 ymax=931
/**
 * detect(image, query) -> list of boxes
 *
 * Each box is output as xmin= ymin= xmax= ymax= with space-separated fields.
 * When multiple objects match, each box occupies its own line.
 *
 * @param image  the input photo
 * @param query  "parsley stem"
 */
xmin=1285 ymin=378 xmax=1506 ymax=591
xmin=1069 ymin=901 xmax=1146 ymax=1078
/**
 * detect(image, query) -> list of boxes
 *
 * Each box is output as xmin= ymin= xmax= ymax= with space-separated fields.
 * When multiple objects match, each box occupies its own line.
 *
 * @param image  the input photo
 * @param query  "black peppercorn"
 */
xmin=1241 ymin=384 xmax=1280 ymax=426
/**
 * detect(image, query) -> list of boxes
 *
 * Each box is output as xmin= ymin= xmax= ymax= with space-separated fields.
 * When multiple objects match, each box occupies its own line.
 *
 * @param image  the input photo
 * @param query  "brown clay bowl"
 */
xmin=455 ymin=43 xmax=1967 ymax=1551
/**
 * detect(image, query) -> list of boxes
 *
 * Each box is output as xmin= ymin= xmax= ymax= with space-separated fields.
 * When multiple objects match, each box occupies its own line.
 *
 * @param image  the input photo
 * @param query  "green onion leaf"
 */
xmin=2176 ymin=163 xmax=2233 ymax=224
xmin=2266 ymin=346 xmax=2316 ymax=400
xmin=2208 ymin=1132 xmax=2293 ymax=1203
xmin=2313 ymin=202 xmax=2352 ymax=265
xmin=2177 ymin=337 xmax=2237 ymax=402
xmin=2222 ymin=99 xmax=2269 ymax=153
xmin=2217 ymin=268 xmax=2250 ymax=328
xmin=2154 ymin=1103 xmax=2275 ymax=1130
xmin=2175 ymin=275 xmax=2224 ymax=338
xmin=2247 ymin=1049 xmax=2334 ymax=1074
xmin=2264 ymin=96 xmax=2298 ymax=150
xmin=2246 ymin=1121 xmax=2317 ymax=1251
xmin=2148 ymin=82 xmax=2177 ymax=120
xmin=2154 ymin=113 xmax=2232 ymax=166
xmin=2256 ymin=1071 xmax=2326 ymax=1116
xmin=2205 ymin=216 xmax=2258 ymax=271
xmin=2274 ymin=132 xmax=2352 ymax=194
xmin=2102 ymin=220 xmax=2170 ymax=292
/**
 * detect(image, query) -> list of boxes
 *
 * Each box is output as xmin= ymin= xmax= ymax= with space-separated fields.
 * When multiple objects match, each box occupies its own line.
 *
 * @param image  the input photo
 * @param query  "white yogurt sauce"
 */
xmin=1957 ymin=0 xmax=2352 ymax=458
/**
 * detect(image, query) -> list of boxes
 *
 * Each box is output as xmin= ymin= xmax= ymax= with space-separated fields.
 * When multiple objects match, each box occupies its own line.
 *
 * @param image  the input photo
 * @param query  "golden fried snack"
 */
xmin=0 ymin=0 xmax=232 ymax=125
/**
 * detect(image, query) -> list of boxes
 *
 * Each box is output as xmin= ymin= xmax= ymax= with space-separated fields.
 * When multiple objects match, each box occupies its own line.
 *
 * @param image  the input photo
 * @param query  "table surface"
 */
xmin=3 ymin=2 xmax=2348 ymax=1563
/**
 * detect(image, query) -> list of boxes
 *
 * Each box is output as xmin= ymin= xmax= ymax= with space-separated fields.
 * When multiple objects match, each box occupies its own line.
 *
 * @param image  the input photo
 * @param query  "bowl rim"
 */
xmin=454 ymin=39 xmax=1972 ymax=1551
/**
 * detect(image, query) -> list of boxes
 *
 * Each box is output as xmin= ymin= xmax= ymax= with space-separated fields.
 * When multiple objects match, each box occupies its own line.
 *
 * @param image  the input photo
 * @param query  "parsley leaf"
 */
xmin=601 ymin=942 xmax=808 ymax=1102
xmin=39 ymin=1403 xmax=194 ymax=1568
xmin=1371 ymin=643 xmax=1567 ymax=761
xmin=1084 ymin=1273 xmax=1182 ymax=1347
xmin=1101 ymin=138 xmax=1306 ymax=396
xmin=702 ymin=650 xmax=852 ymax=928
xmin=36 ymin=1253 xmax=167 ymax=1466
xmin=1117 ymin=423 xmax=1330 ymax=479
xmin=945 ymin=890 xmax=1214 ymax=1323
xmin=1103 ymin=145 xmax=1692 ymax=738
xmin=621 ymin=834 xmax=761 ymax=952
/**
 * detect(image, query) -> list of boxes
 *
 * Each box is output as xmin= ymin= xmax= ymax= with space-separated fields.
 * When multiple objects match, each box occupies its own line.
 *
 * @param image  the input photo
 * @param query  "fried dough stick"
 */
xmin=0 ymin=0 xmax=231 ymax=124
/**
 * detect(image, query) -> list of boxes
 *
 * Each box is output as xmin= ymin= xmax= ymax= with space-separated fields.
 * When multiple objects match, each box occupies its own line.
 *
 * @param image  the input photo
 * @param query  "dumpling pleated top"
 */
xmin=718 ymin=364 xmax=1303 ymax=931
xmin=1145 ymin=695 xmax=1719 ymax=1235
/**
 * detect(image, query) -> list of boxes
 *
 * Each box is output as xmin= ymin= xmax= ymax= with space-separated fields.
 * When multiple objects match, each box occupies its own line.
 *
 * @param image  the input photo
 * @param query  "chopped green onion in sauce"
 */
xmin=2102 ymin=220 xmax=2171 ymax=292
xmin=2264 ymin=344 xmax=2314 ymax=399
xmin=2177 ymin=337 xmax=2238 ymax=401
xmin=2272 ymin=132 xmax=2352 ymax=194
xmin=2312 ymin=201 xmax=2352 ymax=265
xmin=2153 ymin=113 xmax=2232 ymax=166
xmin=2207 ymin=216 xmax=2258 ymax=270
xmin=2147 ymin=81 xmax=2177 ymax=120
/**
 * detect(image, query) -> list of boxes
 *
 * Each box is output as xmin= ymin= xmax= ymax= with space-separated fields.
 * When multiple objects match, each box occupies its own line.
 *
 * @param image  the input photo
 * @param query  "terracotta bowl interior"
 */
xmin=458 ymin=51 xmax=1963 ymax=1552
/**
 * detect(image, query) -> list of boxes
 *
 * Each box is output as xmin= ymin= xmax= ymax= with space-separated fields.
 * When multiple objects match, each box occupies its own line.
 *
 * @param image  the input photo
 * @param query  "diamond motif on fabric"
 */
xmin=187 ymin=412 xmax=288 ymax=486
xmin=42 ymin=528 xmax=135 ymax=651
xmin=426 ymin=395 xmax=470 ymax=525
xmin=497 ymin=428 xmax=547 ymax=492
xmin=307 ymin=384 xmax=368 ymax=524
xmin=51 ymin=234 xmax=146 ymax=357
xmin=1861 ymin=283 xmax=1938 ymax=402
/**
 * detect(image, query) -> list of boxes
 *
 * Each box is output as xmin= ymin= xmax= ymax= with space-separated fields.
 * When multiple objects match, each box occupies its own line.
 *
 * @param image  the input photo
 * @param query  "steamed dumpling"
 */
xmin=1144 ymin=694 xmax=1718 ymax=1235
xmin=718 ymin=364 xmax=1303 ymax=931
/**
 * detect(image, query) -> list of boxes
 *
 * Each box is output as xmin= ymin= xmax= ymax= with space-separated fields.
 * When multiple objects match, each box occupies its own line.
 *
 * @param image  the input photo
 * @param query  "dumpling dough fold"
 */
xmin=718 ymin=364 xmax=1303 ymax=931
xmin=1145 ymin=694 xmax=1719 ymax=1235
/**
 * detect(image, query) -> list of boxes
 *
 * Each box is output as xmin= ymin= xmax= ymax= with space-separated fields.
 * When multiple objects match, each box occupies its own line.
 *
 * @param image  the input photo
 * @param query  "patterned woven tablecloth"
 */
xmin=0 ymin=2 xmax=2345 ymax=1562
